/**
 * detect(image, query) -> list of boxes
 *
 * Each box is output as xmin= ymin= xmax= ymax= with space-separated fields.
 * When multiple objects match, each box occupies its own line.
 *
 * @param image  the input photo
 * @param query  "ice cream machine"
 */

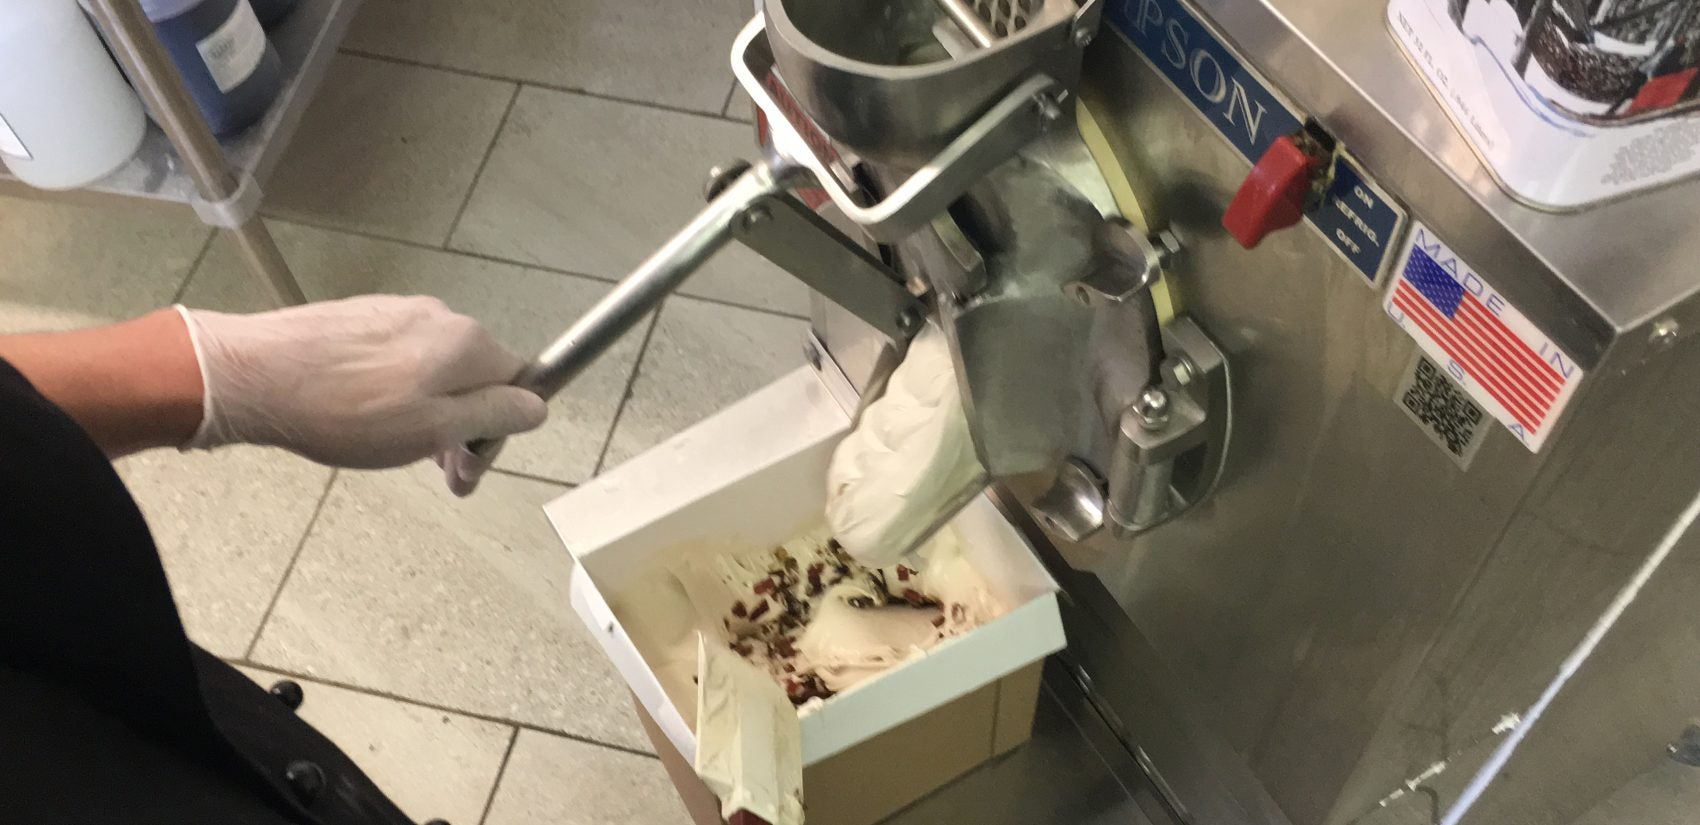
xmin=520 ymin=0 xmax=1700 ymax=822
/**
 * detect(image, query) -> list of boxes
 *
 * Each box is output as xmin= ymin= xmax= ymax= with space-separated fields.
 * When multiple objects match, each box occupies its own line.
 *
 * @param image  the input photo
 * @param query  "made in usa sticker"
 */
xmin=1384 ymin=222 xmax=1583 ymax=452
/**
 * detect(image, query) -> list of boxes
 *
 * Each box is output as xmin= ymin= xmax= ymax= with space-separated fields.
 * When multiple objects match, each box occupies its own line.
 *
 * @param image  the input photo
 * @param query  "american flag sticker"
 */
xmin=1384 ymin=223 xmax=1583 ymax=452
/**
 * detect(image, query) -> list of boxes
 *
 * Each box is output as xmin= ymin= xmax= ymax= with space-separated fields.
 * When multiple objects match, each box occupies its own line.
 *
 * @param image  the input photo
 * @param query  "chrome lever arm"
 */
xmin=468 ymin=162 xmax=796 ymax=463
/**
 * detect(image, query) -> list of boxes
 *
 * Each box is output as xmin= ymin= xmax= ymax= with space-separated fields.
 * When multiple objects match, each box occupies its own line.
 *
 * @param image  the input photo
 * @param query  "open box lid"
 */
xmin=546 ymin=365 xmax=1066 ymax=766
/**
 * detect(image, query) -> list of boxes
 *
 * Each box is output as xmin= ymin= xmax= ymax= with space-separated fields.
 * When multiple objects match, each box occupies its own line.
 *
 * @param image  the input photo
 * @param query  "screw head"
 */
xmin=1152 ymin=229 xmax=1182 ymax=266
xmin=739 ymin=204 xmax=771 ymax=231
xmin=283 ymin=760 xmax=326 ymax=802
xmin=1650 ymin=318 xmax=1680 ymax=349
xmin=1068 ymin=282 xmax=1095 ymax=306
xmin=1134 ymin=387 xmax=1171 ymax=430
xmin=1033 ymin=95 xmax=1063 ymax=123
xmin=1072 ymin=26 xmax=1094 ymax=47
xmin=704 ymin=160 xmax=753 ymax=201
xmin=895 ymin=310 xmax=923 ymax=334
xmin=268 ymin=679 xmax=304 ymax=711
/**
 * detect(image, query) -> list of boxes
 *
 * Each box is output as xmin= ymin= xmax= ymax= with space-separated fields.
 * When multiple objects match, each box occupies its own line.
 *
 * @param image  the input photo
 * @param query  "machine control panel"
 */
xmin=1108 ymin=0 xmax=1409 ymax=284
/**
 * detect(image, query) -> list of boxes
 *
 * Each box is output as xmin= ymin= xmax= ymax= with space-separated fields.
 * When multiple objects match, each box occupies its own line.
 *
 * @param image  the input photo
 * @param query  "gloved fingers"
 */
xmin=432 ymin=384 xmax=544 ymax=497
xmin=422 ymin=311 xmax=531 ymax=395
xmin=435 ymin=384 xmax=549 ymax=447
xmin=437 ymin=443 xmax=494 ymax=497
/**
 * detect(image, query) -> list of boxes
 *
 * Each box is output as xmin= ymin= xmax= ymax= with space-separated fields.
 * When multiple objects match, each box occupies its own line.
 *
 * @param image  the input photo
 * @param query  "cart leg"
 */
xmin=84 ymin=0 xmax=307 ymax=307
xmin=229 ymin=217 xmax=309 ymax=305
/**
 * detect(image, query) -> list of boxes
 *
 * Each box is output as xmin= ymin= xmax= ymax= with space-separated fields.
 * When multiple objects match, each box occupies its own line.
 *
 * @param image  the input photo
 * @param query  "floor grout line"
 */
xmin=227 ymin=656 xmax=660 ymax=760
xmin=337 ymin=48 xmax=746 ymax=125
xmin=719 ymin=78 xmax=739 ymax=119
xmin=241 ymin=469 xmax=339 ymax=660
xmin=442 ymin=83 xmax=522 ymax=249
xmin=590 ymin=311 xmax=663 ymax=476
xmin=476 ymin=728 xmax=521 ymax=825
xmin=254 ymin=213 xmax=812 ymax=323
xmin=171 ymin=230 xmax=221 ymax=304
xmin=485 ymin=466 xmax=576 ymax=489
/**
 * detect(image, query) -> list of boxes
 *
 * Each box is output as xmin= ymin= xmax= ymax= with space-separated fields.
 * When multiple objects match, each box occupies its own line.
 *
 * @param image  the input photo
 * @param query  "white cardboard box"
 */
xmin=545 ymin=365 xmax=1066 ymax=820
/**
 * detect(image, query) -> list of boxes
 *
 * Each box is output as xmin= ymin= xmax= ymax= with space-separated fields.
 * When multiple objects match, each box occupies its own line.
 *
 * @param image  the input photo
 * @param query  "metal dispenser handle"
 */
xmin=516 ymin=164 xmax=791 ymax=401
xmin=467 ymin=163 xmax=792 ymax=462
xmin=478 ymin=7 xmax=1104 ymax=465
xmin=471 ymin=153 xmax=929 ymax=463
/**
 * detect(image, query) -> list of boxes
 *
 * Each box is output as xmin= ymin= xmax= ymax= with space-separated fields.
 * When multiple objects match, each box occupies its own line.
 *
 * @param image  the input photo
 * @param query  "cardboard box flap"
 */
xmin=547 ymin=366 xmax=849 ymax=571
xmin=796 ymin=592 xmax=1063 ymax=762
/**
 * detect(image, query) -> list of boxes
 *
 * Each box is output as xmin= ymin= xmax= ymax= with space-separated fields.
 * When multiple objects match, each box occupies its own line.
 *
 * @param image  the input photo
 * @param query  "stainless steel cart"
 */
xmin=0 ymin=0 xmax=364 ymax=306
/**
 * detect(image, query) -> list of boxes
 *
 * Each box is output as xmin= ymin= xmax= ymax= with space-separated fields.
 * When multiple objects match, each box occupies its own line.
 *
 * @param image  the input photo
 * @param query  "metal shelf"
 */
xmin=0 ymin=0 xmax=360 ymax=207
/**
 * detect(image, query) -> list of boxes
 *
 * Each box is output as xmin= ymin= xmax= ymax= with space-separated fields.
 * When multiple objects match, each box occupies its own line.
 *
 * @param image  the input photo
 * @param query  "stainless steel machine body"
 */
xmin=512 ymin=0 xmax=1700 ymax=820
xmin=797 ymin=1 xmax=1700 ymax=823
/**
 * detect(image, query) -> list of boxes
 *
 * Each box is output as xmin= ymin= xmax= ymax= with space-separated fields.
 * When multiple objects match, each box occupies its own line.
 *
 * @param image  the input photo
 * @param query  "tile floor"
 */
xmin=0 ymin=1 xmax=801 ymax=822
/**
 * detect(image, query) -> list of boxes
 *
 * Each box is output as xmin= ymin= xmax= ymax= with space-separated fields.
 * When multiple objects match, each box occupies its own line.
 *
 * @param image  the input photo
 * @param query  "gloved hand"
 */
xmin=176 ymin=295 xmax=547 ymax=496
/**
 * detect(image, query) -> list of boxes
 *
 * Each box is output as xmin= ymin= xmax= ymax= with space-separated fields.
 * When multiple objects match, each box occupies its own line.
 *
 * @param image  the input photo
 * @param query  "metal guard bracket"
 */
xmin=735 ymin=193 xmax=925 ymax=342
xmin=1137 ymin=317 xmax=1232 ymax=532
xmin=733 ymin=17 xmax=1061 ymax=242
xmin=1029 ymin=316 xmax=1231 ymax=542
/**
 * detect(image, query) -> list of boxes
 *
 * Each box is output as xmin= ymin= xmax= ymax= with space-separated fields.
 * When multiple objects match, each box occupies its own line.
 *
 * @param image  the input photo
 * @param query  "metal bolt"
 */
xmin=704 ymin=159 xmax=753 ymax=201
xmin=1134 ymin=387 xmax=1171 ymax=431
xmin=1650 ymin=318 xmax=1680 ymax=350
xmin=739 ymin=204 xmax=771 ymax=232
xmin=1151 ymin=229 xmax=1183 ymax=268
xmin=1033 ymin=94 xmax=1063 ymax=123
xmin=1072 ymin=26 xmax=1094 ymax=47
xmin=895 ymin=309 xmax=922 ymax=334
xmin=1166 ymin=356 xmax=1196 ymax=387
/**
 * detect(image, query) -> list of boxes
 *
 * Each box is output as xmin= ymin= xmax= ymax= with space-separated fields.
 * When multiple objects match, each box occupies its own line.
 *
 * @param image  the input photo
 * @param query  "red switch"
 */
xmin=1222 ymin=134 xmax=1327 ymax=249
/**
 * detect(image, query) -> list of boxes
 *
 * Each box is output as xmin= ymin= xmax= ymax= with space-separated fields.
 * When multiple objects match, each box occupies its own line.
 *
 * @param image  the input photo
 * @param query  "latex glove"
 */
xmin=177 ymin=295 xmax=547 ymax=496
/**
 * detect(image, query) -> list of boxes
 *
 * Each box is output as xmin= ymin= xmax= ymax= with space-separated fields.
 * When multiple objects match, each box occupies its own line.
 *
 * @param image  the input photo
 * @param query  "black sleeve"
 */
xmin=0 ymin=360 xmax=417 ymax=825
xmin=0 ymin=358 xmax=216 ymax=741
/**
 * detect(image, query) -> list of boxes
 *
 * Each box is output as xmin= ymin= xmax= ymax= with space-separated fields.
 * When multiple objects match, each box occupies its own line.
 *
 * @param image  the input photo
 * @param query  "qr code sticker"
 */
xmin=1397 ymin=353 xmax=1489 ymax=467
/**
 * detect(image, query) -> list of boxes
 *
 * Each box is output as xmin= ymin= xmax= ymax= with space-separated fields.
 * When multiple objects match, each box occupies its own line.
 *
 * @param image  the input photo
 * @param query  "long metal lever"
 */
xmin=469 ymin=162 xmax=794 ymax=462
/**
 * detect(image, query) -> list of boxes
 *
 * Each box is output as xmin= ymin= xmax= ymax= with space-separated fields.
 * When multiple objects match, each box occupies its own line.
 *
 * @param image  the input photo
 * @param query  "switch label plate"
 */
xmin=1106 ymin=0 xmax=1408 ymax=285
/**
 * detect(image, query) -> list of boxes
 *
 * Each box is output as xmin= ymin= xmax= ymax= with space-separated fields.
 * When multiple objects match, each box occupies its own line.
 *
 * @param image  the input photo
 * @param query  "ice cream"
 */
xmin=674 ymin=524 xmax=999 ymax=705
xmin=825 ymin=323 xmax=988 ymax=568
xmin=615 ymin=520 xmax=1005 ymax=717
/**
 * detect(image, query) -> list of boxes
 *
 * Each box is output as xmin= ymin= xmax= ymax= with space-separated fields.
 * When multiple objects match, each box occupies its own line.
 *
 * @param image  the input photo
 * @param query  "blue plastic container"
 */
xmin=142 ymin=0 xmax=282 ymax=136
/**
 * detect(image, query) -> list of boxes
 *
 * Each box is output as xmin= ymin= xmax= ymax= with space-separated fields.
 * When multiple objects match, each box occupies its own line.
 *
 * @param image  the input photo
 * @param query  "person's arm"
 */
xmin=0 ymin=296 xmax=547 ymax=495
xmin=0 ymin=309 xmax=204 ymax=455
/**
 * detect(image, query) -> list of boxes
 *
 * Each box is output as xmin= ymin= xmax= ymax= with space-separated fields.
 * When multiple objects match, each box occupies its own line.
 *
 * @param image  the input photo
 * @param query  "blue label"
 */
xmin=1309 ymin=160 xmax=1404 ymax=282
xmin=1108 ymin=0 xmax=1299 ymax=161
xmin=1106 ymin=0 xmax=1406 ymax=284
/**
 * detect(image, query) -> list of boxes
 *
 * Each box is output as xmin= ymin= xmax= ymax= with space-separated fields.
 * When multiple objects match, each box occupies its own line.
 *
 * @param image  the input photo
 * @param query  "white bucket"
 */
xmin=0 ymin=0 xmax=147 ymax=190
